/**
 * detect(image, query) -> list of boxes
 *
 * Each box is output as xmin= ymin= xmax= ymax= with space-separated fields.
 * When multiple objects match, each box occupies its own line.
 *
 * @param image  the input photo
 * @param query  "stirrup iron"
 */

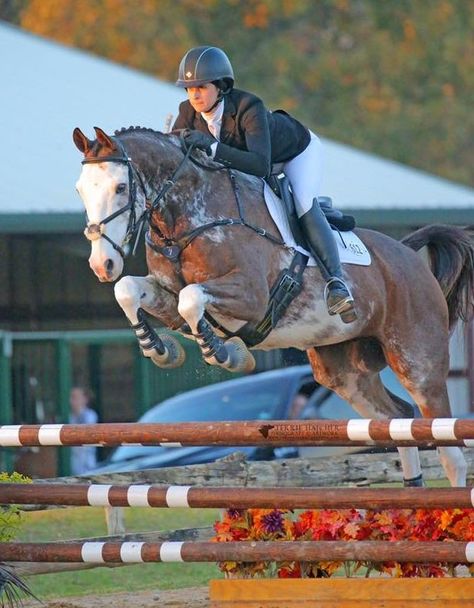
xmin=323 ymin=277 xmax=355 ymax=316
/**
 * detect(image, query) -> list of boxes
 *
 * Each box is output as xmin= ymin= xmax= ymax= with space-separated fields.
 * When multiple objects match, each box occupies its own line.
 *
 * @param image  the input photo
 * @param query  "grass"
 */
xmin=15 ymin=506 xmax=223 ymax=599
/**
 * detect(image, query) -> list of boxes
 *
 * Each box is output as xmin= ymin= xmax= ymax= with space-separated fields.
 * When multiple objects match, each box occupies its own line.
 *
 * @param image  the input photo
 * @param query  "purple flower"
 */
xmin=262 ymin=510 xmax=285 ymax=534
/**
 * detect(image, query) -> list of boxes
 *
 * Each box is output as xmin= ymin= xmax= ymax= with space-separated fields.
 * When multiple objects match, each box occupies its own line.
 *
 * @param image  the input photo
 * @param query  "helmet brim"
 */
xmin=175 ymin=78 xmax=212 ymax=88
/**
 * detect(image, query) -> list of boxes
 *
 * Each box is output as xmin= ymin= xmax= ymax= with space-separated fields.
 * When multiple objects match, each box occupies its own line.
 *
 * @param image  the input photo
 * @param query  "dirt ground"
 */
xmin=25 ymin=586 xmax=209 ymax=608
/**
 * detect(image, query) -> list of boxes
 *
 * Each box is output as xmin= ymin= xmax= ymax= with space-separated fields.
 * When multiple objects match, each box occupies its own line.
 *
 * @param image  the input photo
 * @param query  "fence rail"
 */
xmin=1 ymin=418 xmax=474 ymax=447
xmin=3 ymin=483 xmax=474 ymax=510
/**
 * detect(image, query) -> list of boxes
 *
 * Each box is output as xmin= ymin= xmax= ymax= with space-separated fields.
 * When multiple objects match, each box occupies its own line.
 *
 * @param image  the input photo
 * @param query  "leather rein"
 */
xmin=81 ymin=131 xmax=287 ymax=271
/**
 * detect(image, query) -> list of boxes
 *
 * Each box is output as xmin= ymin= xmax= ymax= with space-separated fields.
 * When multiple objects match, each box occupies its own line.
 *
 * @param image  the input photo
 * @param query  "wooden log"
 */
xmin=1 ymin=540 xmax=473 ymax=564
xmin=3 ymin=483 xmax=474 ymax=510
xmin=209 ymin=579 xmax=474 ymax=608
xmin=39 ymin=449 xmax=474 ymax=489
xmin=1 ymin=418 xmax=474 ymax=447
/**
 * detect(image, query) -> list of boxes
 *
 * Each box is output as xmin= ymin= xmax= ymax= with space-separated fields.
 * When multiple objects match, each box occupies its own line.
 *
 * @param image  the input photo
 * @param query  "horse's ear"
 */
xmin=93 ymin=126 xmax=117 ymax=151
xmin=73 ymin=127 xmax=93 ymax=154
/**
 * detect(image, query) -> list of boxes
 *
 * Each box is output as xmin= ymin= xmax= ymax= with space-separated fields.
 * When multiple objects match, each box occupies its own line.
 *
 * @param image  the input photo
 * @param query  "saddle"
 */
xmin=266 ymin=172 xmax=356 ymax=250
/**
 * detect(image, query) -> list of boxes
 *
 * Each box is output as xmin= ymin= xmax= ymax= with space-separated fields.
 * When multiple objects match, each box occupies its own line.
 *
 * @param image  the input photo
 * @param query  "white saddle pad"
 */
xmin=263 ymin=182 xmax=371 ymax=267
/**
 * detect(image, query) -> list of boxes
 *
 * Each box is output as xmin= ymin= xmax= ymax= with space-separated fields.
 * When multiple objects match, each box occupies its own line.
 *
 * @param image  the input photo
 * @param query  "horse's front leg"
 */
xmin=177 ymin=282 xmax=257 ymax=373
xmin=114 ymin=274 xmax=186 ymax=368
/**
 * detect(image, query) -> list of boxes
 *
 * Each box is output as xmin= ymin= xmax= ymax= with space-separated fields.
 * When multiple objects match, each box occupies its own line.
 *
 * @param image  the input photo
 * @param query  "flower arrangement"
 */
xmin=212 ymin=507 xmax=474 ymax=578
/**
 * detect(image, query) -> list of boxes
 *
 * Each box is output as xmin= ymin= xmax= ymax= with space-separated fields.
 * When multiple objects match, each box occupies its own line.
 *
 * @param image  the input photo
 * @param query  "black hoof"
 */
xmin=403 ymin=474 xmax=424 ymax=487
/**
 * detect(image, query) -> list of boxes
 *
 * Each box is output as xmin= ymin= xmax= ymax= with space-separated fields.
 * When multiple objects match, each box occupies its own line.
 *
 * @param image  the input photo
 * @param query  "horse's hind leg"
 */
xmin=114 ymin=274 xmax=186 ymax=368
xmin=384 ymin=334 xmax=467 ymax=487
xmin=307 ymin=340 xmax=424 ymax=486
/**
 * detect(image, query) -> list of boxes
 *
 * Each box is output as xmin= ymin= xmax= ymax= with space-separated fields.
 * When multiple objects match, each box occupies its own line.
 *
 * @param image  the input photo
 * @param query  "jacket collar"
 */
xmin=219 ymin=94 xmax=236 ymax=143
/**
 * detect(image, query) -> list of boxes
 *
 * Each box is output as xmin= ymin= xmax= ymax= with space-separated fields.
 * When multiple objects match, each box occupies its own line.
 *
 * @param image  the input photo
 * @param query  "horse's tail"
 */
xmin=401 ymin=224 xmax=474 ymax=329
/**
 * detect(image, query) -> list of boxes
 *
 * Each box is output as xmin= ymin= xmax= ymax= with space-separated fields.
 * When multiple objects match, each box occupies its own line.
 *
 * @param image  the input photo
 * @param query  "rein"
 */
xmin=81 ymin=131 xmax=286 ymax=267
xmin=145 ymin=132 xmax=286 ymax=269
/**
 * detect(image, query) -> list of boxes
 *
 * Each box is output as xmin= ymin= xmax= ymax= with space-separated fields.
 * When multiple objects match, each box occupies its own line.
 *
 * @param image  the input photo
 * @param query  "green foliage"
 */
xmin=2 ymin=0 xmax=473 ymax=186
xmin=0 ymin=471 xmax=31 ymax=542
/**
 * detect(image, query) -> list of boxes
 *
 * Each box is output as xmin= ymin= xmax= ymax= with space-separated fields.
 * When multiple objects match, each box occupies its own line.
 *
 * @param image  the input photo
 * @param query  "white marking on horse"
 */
xmin=115 ymin=275 xmax=160 ymax=325
xmin=77 ymin=162 xmax=131 ymax=282
xmin=177 ymin=284 xmax=211 ymax=333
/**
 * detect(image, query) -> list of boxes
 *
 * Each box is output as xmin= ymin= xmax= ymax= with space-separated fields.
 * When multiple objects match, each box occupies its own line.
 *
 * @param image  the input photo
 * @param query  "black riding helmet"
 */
xmin=176 ymin=46 xmax=234 ymax=92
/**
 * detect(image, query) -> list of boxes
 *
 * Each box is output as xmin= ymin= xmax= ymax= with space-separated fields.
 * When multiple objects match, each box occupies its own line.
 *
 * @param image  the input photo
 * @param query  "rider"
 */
xmin=173 ymin=46 xmax=356 ymax=322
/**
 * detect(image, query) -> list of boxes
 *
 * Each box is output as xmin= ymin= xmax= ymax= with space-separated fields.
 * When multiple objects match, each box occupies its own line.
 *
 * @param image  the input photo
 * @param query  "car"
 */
xmin=89 ymin=365 xmax=416 ymax=474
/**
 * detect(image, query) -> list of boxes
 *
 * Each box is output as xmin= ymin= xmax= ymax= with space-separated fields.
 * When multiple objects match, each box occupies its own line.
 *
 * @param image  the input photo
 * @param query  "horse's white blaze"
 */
xmin=178 ymin=284 xmax=211 ymax=333
xmin=76 ymin=163 xmax=129 ymax=281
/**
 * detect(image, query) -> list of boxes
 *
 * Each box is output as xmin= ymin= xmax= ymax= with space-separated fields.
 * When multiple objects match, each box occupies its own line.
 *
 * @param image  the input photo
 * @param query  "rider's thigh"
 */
xmin=283 ymin=131 xmax=324 ymax=217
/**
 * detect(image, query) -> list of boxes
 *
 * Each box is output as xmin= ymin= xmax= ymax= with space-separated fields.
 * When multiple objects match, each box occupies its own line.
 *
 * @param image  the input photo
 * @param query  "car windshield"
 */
xmin=110 ymin=375 xmax=291 ymax=462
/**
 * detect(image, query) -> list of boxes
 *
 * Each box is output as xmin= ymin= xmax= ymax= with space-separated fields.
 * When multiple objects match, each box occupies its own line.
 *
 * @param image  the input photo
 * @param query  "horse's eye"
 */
xmin=116 ymin=183 xmax=127 ymax=194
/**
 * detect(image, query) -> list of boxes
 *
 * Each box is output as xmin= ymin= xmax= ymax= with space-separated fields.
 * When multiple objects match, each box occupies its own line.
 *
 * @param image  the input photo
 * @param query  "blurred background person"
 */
xmin=69 ymin=386 xmax=98 ymax=475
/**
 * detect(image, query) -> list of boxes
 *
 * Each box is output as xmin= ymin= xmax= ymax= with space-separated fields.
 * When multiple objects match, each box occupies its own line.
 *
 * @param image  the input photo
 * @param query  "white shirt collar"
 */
xmin=201 ymin=99 xmax=224 ymax=139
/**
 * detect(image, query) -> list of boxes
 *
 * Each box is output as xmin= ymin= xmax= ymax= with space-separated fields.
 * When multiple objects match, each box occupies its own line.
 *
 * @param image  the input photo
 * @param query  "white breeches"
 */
xmin=282 ymin=131 xmax=324 ymax=218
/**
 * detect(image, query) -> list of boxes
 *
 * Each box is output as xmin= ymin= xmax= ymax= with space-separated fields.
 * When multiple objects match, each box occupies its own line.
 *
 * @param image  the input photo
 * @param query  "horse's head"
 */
xmin=73 ymin=126 xmax=145 ymax=282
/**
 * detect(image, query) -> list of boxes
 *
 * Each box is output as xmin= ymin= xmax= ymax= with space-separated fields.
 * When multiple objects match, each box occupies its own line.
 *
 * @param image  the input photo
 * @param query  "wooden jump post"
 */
xmin=2 ymin=484 xmax=474 ymax=510
xmin=1 ymin=540 xmax=473 ymax=564
xmin=1 ymin=418 xmax=474 ymax=447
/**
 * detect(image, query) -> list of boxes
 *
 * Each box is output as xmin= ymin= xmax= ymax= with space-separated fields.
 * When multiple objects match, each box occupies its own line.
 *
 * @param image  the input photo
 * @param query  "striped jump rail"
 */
xmin=1 ymin=418 xmax=474 ymax=447
xmin=1 ymin=540 xmax=473 ymax=564
xmin=2 ymin=484 xmax=474 ymax=510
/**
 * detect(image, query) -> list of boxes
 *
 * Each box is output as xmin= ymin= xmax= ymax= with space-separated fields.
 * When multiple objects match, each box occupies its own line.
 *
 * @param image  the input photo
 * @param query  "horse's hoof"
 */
xmin=222 ymin=337 xmax=256 ymax=373
xmin=147 ymin=334 xmax=186 ymax=369
xmin=403 ymin=474 xmax=425 ymax=487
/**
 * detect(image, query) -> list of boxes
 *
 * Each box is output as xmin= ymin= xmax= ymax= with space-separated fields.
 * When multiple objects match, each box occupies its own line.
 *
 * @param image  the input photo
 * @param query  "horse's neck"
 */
xmin=123 ymin=134 xmax=271 ymax=236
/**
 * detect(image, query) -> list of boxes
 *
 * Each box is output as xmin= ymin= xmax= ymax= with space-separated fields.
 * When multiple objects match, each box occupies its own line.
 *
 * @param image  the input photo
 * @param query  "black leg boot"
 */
xmin=299 ymin=199 xmax=357 ymax=323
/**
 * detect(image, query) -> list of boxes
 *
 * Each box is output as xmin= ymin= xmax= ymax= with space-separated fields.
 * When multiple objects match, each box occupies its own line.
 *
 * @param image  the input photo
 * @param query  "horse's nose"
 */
xmin=105 ymin=258 xmax=114 ymax=277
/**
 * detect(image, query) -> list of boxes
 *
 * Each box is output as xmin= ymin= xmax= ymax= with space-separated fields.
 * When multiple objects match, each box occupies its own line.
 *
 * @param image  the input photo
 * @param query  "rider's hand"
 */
xmin=184 ymin=130 xmax=215 ymax=155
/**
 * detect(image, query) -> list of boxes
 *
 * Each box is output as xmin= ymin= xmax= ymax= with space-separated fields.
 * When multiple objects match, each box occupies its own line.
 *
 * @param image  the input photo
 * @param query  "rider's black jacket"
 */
xmin=172 ymin=88 xmax=311 ymax=178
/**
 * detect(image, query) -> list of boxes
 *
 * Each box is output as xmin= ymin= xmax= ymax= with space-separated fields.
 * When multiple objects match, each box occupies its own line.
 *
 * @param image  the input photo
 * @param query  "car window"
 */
xmin=144 ymin=381 xmax=287 ymax=422
xmin=315 ymin=393 xmax=360 ymax=420
xmin=110 ymin=376 xmax=290 ymax=463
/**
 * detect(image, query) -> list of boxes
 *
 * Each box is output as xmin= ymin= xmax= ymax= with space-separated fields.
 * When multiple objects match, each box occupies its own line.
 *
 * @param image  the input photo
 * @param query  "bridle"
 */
xmin=80 ymin=132 xmax=285 ymax=267
xmin=81 ymin=136 xmax=195 ymax=258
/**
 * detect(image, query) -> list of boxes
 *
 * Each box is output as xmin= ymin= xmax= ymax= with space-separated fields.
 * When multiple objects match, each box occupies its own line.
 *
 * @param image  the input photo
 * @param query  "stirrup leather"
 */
xmin=323 ymin=277 xmax=355 ymax=316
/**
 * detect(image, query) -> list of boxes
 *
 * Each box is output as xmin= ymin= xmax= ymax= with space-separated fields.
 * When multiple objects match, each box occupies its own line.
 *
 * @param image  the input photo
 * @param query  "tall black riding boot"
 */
xmin=299 ymin=199 xmax=357 ymax=323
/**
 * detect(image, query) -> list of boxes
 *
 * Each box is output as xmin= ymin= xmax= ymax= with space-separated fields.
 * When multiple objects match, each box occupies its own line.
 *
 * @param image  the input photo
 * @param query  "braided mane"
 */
xmin=114 ymin=126 xmax=165 ymax=137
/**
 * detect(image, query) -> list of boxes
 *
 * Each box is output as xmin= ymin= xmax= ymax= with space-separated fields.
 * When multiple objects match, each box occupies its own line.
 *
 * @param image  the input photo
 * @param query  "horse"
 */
xmin=73 ymin=126 xmax=474 ymax=488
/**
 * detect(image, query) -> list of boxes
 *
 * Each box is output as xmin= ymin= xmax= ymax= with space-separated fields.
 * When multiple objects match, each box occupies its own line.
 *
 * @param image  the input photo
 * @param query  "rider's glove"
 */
xmin=183 ymin=130 xmax=215 ymax=155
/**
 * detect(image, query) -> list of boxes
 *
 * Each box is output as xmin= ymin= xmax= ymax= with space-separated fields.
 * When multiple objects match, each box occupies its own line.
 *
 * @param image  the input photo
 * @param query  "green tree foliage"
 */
xmin=2 ymin=0 xmax=473 ymax=185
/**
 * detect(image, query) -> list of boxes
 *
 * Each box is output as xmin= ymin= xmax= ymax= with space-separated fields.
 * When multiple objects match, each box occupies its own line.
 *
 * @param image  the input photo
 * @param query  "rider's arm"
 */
xmin=213 ymin=99 xmax=271 ymax=178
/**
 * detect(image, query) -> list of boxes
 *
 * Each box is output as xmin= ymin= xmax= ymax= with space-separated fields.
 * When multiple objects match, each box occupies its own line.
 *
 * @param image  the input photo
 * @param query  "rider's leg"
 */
xmin=283 ymin=132 xmax=356 ymax=322
xmin=299 ymin=199 xmax=355 ymax=318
